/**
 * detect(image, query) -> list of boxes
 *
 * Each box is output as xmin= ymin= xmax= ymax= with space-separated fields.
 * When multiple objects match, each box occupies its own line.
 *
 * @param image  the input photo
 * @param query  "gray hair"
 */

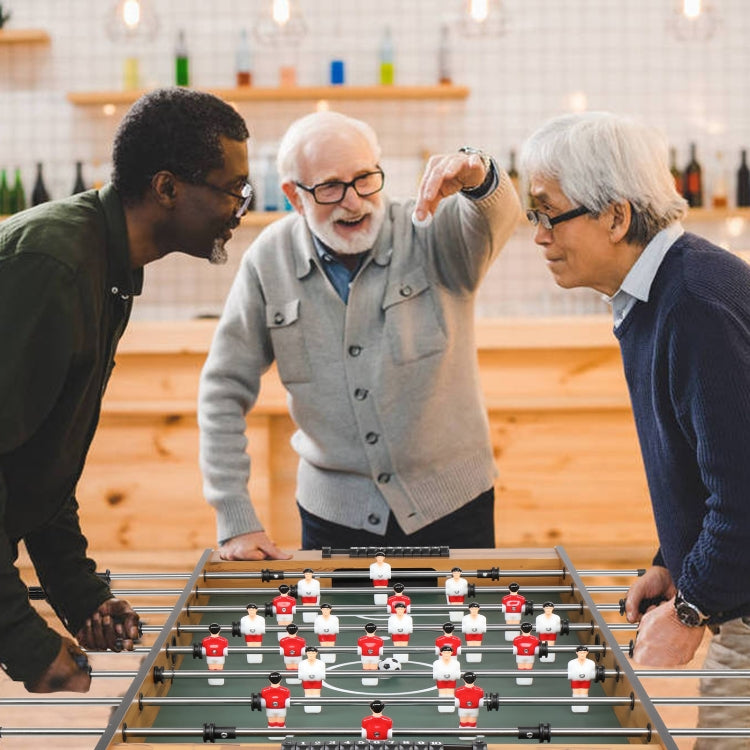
xmin=276 ymin=110 xmax=382 ymax=183
xmin=520 ymin=112 xmax=688 ymax=246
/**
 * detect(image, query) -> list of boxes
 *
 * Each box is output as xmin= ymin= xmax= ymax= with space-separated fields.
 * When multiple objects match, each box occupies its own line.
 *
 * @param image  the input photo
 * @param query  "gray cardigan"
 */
xmin=199 ymin=172 xmax=521 ymax=542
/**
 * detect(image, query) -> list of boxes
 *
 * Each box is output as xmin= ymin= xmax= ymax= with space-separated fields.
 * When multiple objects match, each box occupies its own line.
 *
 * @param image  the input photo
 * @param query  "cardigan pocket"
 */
xmin=266 ymin=298 xmax=312 ymax=383
xmin=382 ymin=267 xmax=447 ymax=364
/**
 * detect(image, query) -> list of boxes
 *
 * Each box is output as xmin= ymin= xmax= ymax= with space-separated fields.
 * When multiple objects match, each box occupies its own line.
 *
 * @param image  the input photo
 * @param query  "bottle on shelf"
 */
xmin=72 ymin=161 xmax=87 ymax=194
xmin=32 ymin=162 xmax=50 ymax=205
xmin=0 ymin=169 xmax=10 ymax=215
xmin=669 ymin=147 xmax=683 ymax=196
xmin=683 ymin=142 xmax=703 ymax=208
xmin=379 ymin=26 xmax=395 ymax=85
xmin=438 ymin=24 xmax=452 ymax=85
xmin=175 ymin=29 xmax=189 ymax=87
xmin=710 ymin=150 xmax=728 ymax=209
xmin=507 ymin=149 xmax=520 ymax=197
xmin=10 ymin=167 xmax=26 ymax=214
xmin=737 ymin=149 xmax=750 ymax=208
xmin=235 ymin=28 xmax=252 ymax=87
xmin=262 ymin=151 xmax=282 ymax=212
xmin=330 ymin=57 xmax=345 ymax=85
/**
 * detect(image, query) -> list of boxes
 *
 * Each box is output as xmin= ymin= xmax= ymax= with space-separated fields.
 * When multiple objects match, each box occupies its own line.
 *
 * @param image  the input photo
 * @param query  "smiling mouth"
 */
xmin=336 ymin=215 xmax=368 ymax=229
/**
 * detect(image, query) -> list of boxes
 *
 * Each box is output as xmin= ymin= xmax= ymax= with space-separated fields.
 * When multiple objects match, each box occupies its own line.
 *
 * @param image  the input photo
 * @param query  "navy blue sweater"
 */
xmin=615 ymin=232 xmax=750 ymax=623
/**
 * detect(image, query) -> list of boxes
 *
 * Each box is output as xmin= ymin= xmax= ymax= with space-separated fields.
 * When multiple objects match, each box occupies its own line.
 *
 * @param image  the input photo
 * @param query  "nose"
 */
xmin=339 ymin=183 xmax=363 ymax=211
xmin=532 ymin=223 xmax=552 ymax=245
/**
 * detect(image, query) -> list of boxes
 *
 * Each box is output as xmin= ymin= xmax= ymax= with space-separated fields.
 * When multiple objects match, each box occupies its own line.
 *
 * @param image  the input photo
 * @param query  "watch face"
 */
xmin=675 ymin=600 xmax=703 ymax=627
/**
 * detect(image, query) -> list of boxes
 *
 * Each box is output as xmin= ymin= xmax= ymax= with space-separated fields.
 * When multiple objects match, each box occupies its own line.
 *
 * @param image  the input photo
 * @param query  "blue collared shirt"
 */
xmin=605 ymin=222 xmax=685 ymax=328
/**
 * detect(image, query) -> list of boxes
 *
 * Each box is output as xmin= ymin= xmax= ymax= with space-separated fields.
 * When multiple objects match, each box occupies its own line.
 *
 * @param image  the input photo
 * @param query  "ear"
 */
xmin=609 ymin=201 xmax=631 ymax=243
xmin=281 ymin=181 xmax=305 ymax=215
xmin=151 ymin=171 xmax=179 ymax=209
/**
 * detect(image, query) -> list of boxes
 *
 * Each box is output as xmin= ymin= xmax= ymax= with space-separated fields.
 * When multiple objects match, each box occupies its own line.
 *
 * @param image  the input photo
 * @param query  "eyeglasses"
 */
xmin=295 ymin=169 xmax=385 ymax=205
xmin=199 ymin=180 xmax=254 ymax=218
xmin=526 ymin=205 xmax=590 ymax=231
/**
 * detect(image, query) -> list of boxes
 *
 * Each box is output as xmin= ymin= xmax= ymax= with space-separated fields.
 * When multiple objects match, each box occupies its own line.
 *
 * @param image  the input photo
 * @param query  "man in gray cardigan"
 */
xmin=199 ymin=111 xmax=521 ymax=560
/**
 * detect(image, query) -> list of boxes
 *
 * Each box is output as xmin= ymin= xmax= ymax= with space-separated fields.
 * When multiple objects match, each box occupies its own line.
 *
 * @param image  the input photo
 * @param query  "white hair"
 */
xmin=520 ymin=112 xmax=688 ymax=246
xmin=276 ymin=111 xmax=382 ymax=183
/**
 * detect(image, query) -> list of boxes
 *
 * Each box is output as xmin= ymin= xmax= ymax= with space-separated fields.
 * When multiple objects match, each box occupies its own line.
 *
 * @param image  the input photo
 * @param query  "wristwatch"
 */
xmin=674 ymin=591 xmax=710 ymax=627
xmin=458 ymin=146 xmax=492 ymax=191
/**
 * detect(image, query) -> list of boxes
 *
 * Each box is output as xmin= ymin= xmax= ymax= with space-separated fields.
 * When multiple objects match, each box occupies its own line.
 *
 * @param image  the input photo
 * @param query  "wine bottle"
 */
xmin=438 ymin=24 xmax=452 ymax=85
xmin=175 ymin=29 xmax=189 ymax=87
xmin=379 ymin=26 xmax=394 ymax=85
xmin=10 ymin=167 xmax=26 ymax=214
xmin=32 ymin=162 xmax=50 ymax=205
xmin=684 ymin=142 xmax=703 ymax=208
xmin=669 ymin=147 xmax=683 ymax=196
xmin=737 ymin=149 xmax=750 ymax=208
xmin=0 ymin=169 xmax=10 ymax=215
xmin=235 ymin=28 xmax=252 ymax=87
xmin=72 ymin=161 xmax=87 ymax=194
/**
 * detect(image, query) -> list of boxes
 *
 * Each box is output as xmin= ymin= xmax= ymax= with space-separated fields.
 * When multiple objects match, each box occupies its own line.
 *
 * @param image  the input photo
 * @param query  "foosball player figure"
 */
xmin=445 ymin=567 xmax=469 ymax=605
xmin=361 ymin=700 xmax=393 ymax=740
xmin=298 ymin=646 xmax=326 ymax=712
xmin=567 ymin=645 xmax=597 ymax=713
xmin=461 ymin=602 xmax=487 ymax=663
xmin=433 ymin=645 xmax=461 ymax=711
xmin=260 ymin=672 xmax=291 ymax=728
xmin=370 ymin=550 xmax=391 ymax=604
xmin=535 ymin=601 xmax=562 ymax=663
xmin=239 ymin=603 xmax=266 ymax=663
xmin=357 ymin=623 xmax=384 ymax=671
xmin=279 ymin=623 xmax=306 ymax=670
xmin=435 ymin=621 xmax=462 ymax=659
xmin=387 ymin=601 xmax=413 ymax=649
xmin=386 ymin=582 xmax=412 ymax=613
xmin=512 ymin=622 xmax=540 ymax=685
xmin=297 ymin=568 xmax=320 ymax=622
xmin=272 ymin=584 xmax=297 ymax=629
xmin=313 ymin=603 xmax=339 ymax=662
xmin=201 ymin=623 xmax=229 ymax=686
xmin=501 ymin=582 xmax=526 ymax=641
xmin=454 ymin=671 xmax=485 ymax=728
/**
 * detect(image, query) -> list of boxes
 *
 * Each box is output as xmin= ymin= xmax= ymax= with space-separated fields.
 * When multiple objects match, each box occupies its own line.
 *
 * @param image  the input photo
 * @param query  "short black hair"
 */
xmin=112 ymin=87 xmax=249 ymax=204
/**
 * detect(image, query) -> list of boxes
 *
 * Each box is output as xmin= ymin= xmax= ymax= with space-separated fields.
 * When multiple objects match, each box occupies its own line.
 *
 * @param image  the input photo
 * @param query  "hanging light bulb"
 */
xmin=256 ymin=0 xmax=307 ymax=44
xmin=273 ymin=0 xmax=291 ymax=26
xmin=667 ymin=0 xmax=719 ymax=41
xmin=105 ymin=0 xmax=159 ymax=42
xmin=459 ymin=0 xmax=507 ymax=37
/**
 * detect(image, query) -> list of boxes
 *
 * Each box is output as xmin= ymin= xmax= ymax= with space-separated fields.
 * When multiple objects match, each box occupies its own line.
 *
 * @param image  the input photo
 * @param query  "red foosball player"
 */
xmin=445 ymin=567 xmax=469 ymax=605
xmin=501 ymin=582 xmax=526 ymax=641
xmin=386 ymin=582 xmax=412 ymax=613
xmin=567 ymin=645 xmax=597 ymax=713
xmin=435 ymin=621 xmax=463 ymax=659
xmin=432 ymin=645 xmax=462 ymax=700
xmin=260 ymin=671 xmax=291 ymax=728
xmin=297 ymin=568 xmax=321 ymax=606
xmin=298 ymin=646 xmax=326 ymax=709
xmin=272 ymin=584 xmax=297 ymax=627
xmin=357 ymin=622 xmax=384 ymax=670
xmin=535 ymin=601 xmax=562 ymax=663
xmin=387 ymin=602 xmax=413 ymax=647
xmin=361 ymin=700 xmax=393 ymax=740
xmin=201 ymin=623 xmax=229 ymax=686
xmin=279 ymin=623 xmax=306 ymax=670
xmin=454 ymin=671 xmax=485 ymax=728
xmin=512 ymin=622 xmax=540 ymax=685
xmin=461 ymin=602 xmax=487 ymax=662
xmin=239 ymin=603 xmax=266 ymax=663
xmin=314 ymin=603 xmax=340 ymax=654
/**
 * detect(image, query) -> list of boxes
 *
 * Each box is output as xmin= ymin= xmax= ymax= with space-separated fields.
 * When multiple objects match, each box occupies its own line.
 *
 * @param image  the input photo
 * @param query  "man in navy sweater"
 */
xmin=521 ymin=112 xmax=750 ymax=748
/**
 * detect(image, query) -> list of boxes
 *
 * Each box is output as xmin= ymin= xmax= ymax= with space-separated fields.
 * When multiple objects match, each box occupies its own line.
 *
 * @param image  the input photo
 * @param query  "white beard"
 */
xmin=305 ymin=201 xmax=385 ymax=256
xmin=209 ymin=238 xmax=229 ymax=265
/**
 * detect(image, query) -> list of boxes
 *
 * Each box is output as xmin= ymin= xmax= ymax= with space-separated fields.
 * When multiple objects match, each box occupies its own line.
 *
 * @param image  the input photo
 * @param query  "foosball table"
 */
xmin=88 ymin=546 xmax=685 ymax=749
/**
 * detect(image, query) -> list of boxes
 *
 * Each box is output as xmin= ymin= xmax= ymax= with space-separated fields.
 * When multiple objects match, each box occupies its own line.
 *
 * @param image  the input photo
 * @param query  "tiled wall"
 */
xmin=2 ymin=0 xmax=749 ymax=319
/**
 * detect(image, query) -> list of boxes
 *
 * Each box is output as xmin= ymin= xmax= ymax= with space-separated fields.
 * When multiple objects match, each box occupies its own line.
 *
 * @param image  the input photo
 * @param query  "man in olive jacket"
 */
xmin=0 ymin=88 xmax=250 ymax=692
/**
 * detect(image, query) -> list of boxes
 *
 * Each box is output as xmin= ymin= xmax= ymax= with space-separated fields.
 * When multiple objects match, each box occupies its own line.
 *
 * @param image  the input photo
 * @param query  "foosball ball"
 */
xmin=90 ymin=547 xmax=681 ymax=749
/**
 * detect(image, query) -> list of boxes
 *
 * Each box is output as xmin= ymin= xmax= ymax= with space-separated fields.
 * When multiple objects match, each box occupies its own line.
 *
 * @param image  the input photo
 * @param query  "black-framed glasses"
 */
xmin=199 ymin=180 xmax=254 ymax=218
xmin=295 ymin=169 xmax=385 ymax=205
xmin=526 ymin=205 xmax=590 ymax=231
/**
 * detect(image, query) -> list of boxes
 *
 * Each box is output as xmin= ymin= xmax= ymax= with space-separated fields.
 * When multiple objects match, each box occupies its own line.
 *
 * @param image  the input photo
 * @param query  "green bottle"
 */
xmin=175 ymin=29 xmax=189 ymax=86
xmin=10 ymin=167 xmax=26 ymax=213
xmin=0 ymin=169 xmax=11 ymax=216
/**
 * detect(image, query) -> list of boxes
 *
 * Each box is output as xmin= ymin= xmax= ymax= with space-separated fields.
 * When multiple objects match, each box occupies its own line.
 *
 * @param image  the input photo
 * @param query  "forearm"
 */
xmin=24 ymin=496 xmax=112 ymax=635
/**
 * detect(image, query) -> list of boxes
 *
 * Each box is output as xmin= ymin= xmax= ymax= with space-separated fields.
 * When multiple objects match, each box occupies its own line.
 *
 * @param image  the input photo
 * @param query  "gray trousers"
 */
xmin=694 ymin=617 xmax=750 ymax=750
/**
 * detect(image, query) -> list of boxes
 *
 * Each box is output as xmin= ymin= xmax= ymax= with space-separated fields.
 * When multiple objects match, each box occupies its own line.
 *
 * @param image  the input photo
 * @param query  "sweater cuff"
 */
xmin=1 ymin=610 xmax=62 ymax=687
xmin=213 ymin=497 xmax=265 ymax=545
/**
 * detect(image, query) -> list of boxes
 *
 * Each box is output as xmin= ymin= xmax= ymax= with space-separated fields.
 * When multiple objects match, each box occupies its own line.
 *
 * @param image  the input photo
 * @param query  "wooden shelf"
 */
xmin=684 ymin=206 xmax=750 ymax=221
xmin=0 ymin=29 xmax=50 ymax=44
xmin=66 ymin=84 xmax=470 ymax=107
